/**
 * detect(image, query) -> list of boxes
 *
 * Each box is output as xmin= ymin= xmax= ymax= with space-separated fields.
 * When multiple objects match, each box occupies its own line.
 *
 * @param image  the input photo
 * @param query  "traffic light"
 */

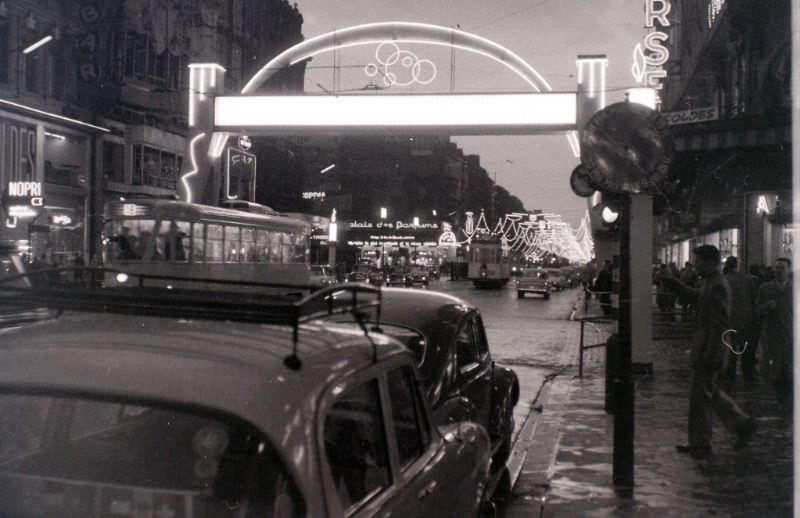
xmin=589 ymin=197 xmax=621 ymax=237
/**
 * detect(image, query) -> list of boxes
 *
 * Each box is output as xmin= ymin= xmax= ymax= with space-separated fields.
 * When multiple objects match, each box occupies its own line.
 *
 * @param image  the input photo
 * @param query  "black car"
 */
xmin=406 ymin=265 xmax=430 ymax=287
xmin=385 ymin=267 xmax=410 ymax=287
xmin=367 ymin=288 xmax=520 ymax=471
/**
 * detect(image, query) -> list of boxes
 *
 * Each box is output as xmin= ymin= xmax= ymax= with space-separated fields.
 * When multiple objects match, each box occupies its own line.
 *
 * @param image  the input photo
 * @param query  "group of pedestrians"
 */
xmin=661 ymin=245 xmax=793 ymax=459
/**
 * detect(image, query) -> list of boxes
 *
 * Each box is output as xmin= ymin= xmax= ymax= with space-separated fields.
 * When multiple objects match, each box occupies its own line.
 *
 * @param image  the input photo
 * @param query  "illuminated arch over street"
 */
xmin=242 ymin=21 xmax=553 ymax=94
xmin=180 ymin=22 xmax=608 ymax=207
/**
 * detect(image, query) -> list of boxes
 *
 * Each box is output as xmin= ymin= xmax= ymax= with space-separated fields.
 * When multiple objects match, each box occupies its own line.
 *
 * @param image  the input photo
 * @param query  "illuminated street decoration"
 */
xmin=631 ymin=0 xmax=671 ymax=90
xmin=179 ymin=133 xmax=207 ymax=204
xmin=365 ymin=42 xmax=437 ymax=87
xmin=214 ymin=93 xmax=576 ymax=132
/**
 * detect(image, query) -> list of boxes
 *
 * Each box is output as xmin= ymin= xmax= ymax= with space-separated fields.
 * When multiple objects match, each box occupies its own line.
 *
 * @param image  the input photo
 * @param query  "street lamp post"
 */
xmin=328 ymin=209 xmax=338 ymax=268
xmin=380 ymin=207 xmax=387 ymax=269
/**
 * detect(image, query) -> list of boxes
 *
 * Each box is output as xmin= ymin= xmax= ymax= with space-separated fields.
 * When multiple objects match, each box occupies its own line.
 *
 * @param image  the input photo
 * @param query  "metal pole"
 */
xmin=613 ymin=193 xmax=634 ymax=489
xmin=579 ymin=319 xmax=585 ymax=377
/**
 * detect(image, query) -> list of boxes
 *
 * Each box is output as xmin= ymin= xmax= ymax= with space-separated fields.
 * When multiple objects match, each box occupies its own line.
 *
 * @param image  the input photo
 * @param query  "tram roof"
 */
xmin=105 ymin=199 xmax=311 ymax=230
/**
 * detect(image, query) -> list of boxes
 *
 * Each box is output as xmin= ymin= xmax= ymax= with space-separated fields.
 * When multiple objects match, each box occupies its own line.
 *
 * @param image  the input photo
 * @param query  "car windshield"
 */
xmin=0 ymin=393 xmax=303 ymax=517
xmin=408 ymin=266 xmax=426 ymax=273
xmin=353 ymin=264 xmax=373 ymax=273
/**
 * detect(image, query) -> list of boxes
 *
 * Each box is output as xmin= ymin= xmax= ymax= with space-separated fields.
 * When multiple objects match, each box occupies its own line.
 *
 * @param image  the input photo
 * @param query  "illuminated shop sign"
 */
xmin=302 ymin=191 xmax=326 ymax=200
xmin=5 ymin=181 xmax=43 ymax=218
xmin=350 ymin=220 xmax=440 ymax=230
xmin=755 ymin=194 xmax=779 ymax=215
xmin=707 ymin=0 xmax=726 ymax=28
xmin=631 ymin=0 xmax=672 ymax=89
xmin=662 ymin=107 xmax=718 ymax=126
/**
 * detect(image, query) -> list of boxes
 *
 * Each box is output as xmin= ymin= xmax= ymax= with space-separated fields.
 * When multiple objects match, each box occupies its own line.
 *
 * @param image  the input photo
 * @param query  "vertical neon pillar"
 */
xmin=179 ymin=63 xmax=226 ymax=204
xmin=575 ymin=54 xmax=608 ymax=145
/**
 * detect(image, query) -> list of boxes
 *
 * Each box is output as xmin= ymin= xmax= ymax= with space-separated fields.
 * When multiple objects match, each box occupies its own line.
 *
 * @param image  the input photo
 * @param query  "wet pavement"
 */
xmin=508 ymin=313 xmax=794 ymax=517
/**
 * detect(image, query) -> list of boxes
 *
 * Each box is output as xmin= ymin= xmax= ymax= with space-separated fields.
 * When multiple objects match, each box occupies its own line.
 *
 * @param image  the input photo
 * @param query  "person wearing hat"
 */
xmin=662 ymin=244 xmax=758 ymax=457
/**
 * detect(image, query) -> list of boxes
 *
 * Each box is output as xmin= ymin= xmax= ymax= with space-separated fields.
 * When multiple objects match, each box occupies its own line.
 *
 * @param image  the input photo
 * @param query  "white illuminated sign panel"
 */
xmin=215 ymin=93 xmax=576 ymax=134
xmin=5 ymin=181 xmax=43 ymax=218
xmin=631 ymin=0 xmax=672 ymax=90
xmin=707 ymin=0 xmax=726 ymax=28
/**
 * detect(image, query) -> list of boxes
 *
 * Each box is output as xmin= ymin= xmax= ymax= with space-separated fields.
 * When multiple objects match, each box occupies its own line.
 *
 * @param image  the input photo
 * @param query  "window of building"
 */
xmin=131 ymin=144 xmax=182 ymax=190
xmin=103 ymin=141 xmax=125 ymax=184
xmin=0 ymin=18 xmax=9 ymax=83
xmin=122 ymin=31 xmax=185 ymax=90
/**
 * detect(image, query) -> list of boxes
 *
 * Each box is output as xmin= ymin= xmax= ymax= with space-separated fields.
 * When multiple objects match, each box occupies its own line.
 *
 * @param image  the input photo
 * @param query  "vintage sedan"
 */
xmin=347 ymin=262 xmax=384 ymax=286
xmin=406 ymin=265 xmax=430 ymax=287
xmin=516 ymin=268 xmax=551 ymax=299
xmin=0 ymin=280 xmax=492 ymax=517
xmin=385 ymin=267 xmax=410 ymax=287
xmin=356 ymin=288 xmax=520 ymax=471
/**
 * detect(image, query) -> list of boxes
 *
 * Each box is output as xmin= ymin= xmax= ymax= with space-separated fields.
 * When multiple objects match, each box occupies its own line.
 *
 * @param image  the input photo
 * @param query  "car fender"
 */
xmin=489 ymin=363 xmax=519 ymax=438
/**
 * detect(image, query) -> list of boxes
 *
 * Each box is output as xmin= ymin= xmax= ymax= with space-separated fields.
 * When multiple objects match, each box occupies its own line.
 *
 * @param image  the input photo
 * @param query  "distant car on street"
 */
xmin=406 ymin=264 xmax=430 ymax=287
xmin=309 ymin=264 xmax=337 ymax=289
xmin=545 ymin=268 xmax=568 ymax=291
xmin=339 ymin=287 xmax=520 ymax=473
xmin=0 ymin=276 xmax=493 ymax=517
xmin=385 ymin=267 xmax=410 ymax=287
xmin=516 ymin=268 xmax=551 ymax=299
xmin=347 ymin=262 xmax=385 ymax=286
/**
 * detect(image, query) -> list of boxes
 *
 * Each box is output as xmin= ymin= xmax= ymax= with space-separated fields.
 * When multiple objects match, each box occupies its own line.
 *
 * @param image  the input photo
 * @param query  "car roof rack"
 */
xmin=0 ymin=266 xmax=383 ymax=371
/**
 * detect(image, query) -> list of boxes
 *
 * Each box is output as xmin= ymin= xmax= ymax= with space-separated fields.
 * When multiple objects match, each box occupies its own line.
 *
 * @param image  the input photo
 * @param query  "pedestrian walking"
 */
xmin=678 ymin=261 xmax=699 ymax=321
xmin=594 ymin=261 xmax=613 ymax=316
xmin=754 ymin=257 xmax=793 ymax=411
xmin=663 ymin=245 xmax=758 ymax=458
xmin=654 ymin=263 xmax=677 ymax=321
xmin=721 ymin=256 xmax=757 ymax=383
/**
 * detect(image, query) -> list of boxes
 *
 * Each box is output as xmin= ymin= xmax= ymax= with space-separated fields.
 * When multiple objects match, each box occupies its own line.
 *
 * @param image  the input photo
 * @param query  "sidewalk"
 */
xmin=508 ymin=316 xmax=794 ymax=517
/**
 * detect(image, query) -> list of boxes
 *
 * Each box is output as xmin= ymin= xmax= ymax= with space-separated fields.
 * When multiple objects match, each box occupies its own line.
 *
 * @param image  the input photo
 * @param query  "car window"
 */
xmin=387 ymin=366 xmax=430 ymax=469
xmin=379 ymin=323 xmax=426 ymax=365
xmin=0 ymin=393 xmax=303 ymax=517
xmin=455 ymin=320 xmax=479 ymax=374
xmin=324 ymin=379 xmax=390 ymax=513
xmin=472 ymin=317 xmax=490 ymax=360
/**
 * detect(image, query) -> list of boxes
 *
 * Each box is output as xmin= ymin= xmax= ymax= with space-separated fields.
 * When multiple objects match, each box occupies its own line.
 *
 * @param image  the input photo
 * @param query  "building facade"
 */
xmin=0 ymin=0 xmax=304 ymax=264
xmin=656 ymin=0 xmax=792 ymax=269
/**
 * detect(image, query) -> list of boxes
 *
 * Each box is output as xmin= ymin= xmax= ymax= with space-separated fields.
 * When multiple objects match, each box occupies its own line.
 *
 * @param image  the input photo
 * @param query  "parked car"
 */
xmin=309 ymin=264 xmax=337 ymax=289
xmin=339 ymin=287 xmax=520 ymax=473
xmin=0 ymin=276 xmax=493 ymax=517
xmin=385 ymin=267 xmax=409 ymax=287
xmin=406 ymin=264 xmax=430 ymax=287
xmin=516 ymin=268 xmax=551 ymax=299
xmin=347 ymin=262 xmax=384 ymax=286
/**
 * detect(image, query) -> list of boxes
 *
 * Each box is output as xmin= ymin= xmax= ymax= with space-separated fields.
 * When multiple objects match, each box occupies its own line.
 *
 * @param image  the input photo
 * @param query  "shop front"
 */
xmin=743 ymin=190 xmax=793 ymax=270
xmin=0 ymin=100 xmax=107 ymax=264
xmin=344 ymin=219 xmax=444 ymax=269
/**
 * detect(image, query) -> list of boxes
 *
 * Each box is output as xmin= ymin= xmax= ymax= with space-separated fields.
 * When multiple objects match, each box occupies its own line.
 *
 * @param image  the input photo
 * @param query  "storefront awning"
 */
xmin=0 ymin=98 xmax=110 ymax=134
xmin=674 ymin=124 xmax=789 ymax=152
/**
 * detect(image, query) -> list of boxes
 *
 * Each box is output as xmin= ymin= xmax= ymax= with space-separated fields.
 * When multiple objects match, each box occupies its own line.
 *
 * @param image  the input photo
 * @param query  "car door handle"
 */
xmin=418 ymin=480 xmax=437 ymax=499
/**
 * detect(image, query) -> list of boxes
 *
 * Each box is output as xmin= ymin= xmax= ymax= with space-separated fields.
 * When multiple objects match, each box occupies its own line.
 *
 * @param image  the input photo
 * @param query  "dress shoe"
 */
xmin=734 ymin=418 xmax=759 ymax=450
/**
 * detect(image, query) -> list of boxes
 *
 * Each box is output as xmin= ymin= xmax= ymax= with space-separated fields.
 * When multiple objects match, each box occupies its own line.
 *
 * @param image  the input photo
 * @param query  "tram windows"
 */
xmin=269 ymin=232 xmax=282 ymax=263
xmin=241 ymin=228 xmax=257 ymax=263
xmin=256 ymin=229 xmax=269 ymax=262
xmin=164 ymin=222 xmax=189 ymax=262
xmin=206 ymin=224 xmax=223 ymax=263
xmin=192 ymin=223 xmax=205 ymax=262
xmin=224 ymin=226 xmax=241 ymax=263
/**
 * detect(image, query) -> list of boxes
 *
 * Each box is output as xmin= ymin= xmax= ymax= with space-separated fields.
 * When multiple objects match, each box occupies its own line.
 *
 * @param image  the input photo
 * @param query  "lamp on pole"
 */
xmin=328 ymin=209 xmax=338 ymax=268
xmin=379 ymin=207 xmax=387 ymax=268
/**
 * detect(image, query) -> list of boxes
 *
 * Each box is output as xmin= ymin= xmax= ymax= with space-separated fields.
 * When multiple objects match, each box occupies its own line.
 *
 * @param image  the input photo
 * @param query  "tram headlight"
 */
xmin=116 ymin=272 xmax=129 ymax=284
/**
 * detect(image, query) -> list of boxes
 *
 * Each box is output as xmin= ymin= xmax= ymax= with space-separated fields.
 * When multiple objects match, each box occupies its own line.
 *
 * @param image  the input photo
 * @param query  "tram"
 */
xmin=102 ymin=199 xmax=310 ymax=292
xmin=467 ymin=234 xmax=511 ymax=288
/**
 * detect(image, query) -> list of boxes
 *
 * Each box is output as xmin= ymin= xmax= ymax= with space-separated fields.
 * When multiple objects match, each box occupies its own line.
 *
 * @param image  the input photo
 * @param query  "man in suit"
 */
xmin=665 ymin=245 xmax=758 ymax=457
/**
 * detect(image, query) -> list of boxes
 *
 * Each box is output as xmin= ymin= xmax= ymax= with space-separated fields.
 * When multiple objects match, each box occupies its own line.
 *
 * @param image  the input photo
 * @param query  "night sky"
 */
xmin=295 ymin=0 xmax=648 ymax=226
